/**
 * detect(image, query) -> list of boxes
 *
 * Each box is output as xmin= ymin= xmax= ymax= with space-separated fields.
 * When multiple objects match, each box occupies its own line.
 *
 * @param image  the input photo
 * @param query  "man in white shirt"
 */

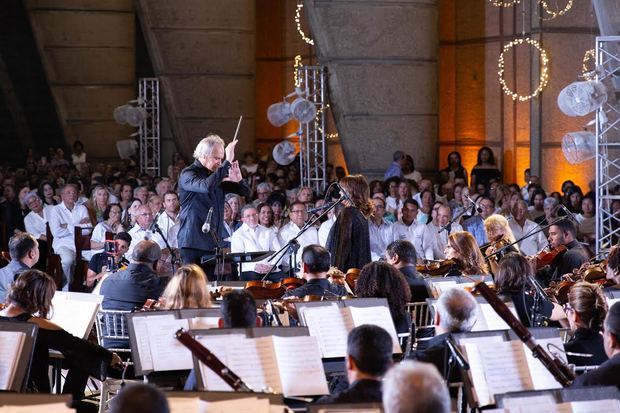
xmin=369 ymin=197 xmax=393 ymax=261
xmin=24 ymin=192 xmax=53 ymax=270
xmin=509 ymin=200 xmax=547 ymax=256
xmin=393 ymin=199 xmax=433 ymax=261
xmin=48 ymin=184 xmax=92 ymax=290
xmin=426 ymin=205 xmax=462 ymax=260
xmin=127 ymin=205 xmax=168 ymax=259
xmin=278 ymin=201 xmax=318 ymax=271
xmin=157 ymin=191 xmax=180 ymax=247
xmin=230 ymin=204 xmax=283 ymax=281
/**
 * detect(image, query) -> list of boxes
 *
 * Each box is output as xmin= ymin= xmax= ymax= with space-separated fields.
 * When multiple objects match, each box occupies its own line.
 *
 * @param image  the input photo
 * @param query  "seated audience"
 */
xmin=23 ymin=191 xmax=52 ymax=270
xmin=278 ymin=201 xmax=318 ymax=271
xmin=110 ymin=383 xmax=169 ymax=413
xmin=316 ymin=325 xmax=393 ymax=404
xmin=572 ymin=302 xmax=620 ymax=390
xmin=382 ymin=361 xmax=450 ymax=413
xmin=0 ymin=233 xmax=39 ymax=303
xmin=509 ymin=200 xmax=546 ymax=256
xmin=368 ymin=197 xmax=393 ymax=261
xmin=283 ymin=245 xmax=346 ymax=299
xmin=0 ymin=270 xmax=122 ymax=404
xmin=385 ymin=240 xmax=428 ymax=303
xmin=126 ymin=205 xmax=167 ymax=259
xmin=355 ymin=261 xmax=412 ymax=334
xmin=160 ymin=264 xmax=212 ymax=309
xmin=564 ymin=282 xmax=609 ymax=366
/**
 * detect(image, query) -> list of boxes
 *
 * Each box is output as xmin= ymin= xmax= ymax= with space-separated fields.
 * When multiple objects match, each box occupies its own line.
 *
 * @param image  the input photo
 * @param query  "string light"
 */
xmin=540 ymin=0 xmax=573 ymax=21
xmin=497 ymin=37 xmax=550 ymax=101
xmin=488 ymin=0 xmax=520 ymax=7
xmin=316 ymin=104 xmax=338 ymax=139
xmin=295 ymin=3 xmax=314 ymax=46
xmin=293 ymin=55 xmax=303 ymax=88
xmin=581 ymin=49 xmax=596 ymax=80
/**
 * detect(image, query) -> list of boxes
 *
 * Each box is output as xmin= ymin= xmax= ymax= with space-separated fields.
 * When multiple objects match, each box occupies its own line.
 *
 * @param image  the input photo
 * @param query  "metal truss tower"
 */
xmin=595 ymin=36 xmax=620 ymax=253
xmin=138 ymin=78 xmax=160 ymax=176
xmin=297 ymin=66 xmax=327 ymax=194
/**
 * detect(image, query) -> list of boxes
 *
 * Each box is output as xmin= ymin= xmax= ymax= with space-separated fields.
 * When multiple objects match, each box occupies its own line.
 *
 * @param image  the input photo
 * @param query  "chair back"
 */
xmin=73 ymin=226 xmax=94 ymax=292
xmin=95 ymin=309 xmax=132 ymax=353
xmin=45 ymin=223 xmax=63 ymax=289
xmin=407 ymin=301 xmax=434 ymax=328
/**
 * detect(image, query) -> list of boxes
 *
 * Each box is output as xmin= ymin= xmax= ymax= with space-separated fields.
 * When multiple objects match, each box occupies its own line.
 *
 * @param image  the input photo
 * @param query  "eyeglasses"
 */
xmin=290 ymin=210 xmax=305 ymax=214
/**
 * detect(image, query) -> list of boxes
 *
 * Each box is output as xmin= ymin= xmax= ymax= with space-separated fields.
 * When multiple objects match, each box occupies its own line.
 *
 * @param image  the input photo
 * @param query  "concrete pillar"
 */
xmin=303 ymin=0 xmax=439 ymax=178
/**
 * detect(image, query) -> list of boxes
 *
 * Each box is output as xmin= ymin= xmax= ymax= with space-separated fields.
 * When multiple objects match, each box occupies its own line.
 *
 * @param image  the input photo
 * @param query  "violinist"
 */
xmin=86 ymin=231 xmax=131 ymax=289
xmin=282 ymin=245 xmax=346 ymax=299
xmin=159 ymin=264 xmax=212 ymax=310
xmin=541 ymin=220 xmax=589 ymax=285
xmin=496 ymin=253 xmax=565 ymax=327
xmin=444 ymin=231 xmax=489 ymax=276
xmin=564 ymin=282 xmax=609 ymax=366
xmin=386 ymin=240 xmax=429 ymax=303
xmin=483 ymin=214 xmax=520 ymax=275
xmin=605 ymin=245 xmax=620 ymax=292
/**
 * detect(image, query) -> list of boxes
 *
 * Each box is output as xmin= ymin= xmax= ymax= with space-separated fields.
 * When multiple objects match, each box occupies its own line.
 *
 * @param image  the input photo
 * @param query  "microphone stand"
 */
xmin=151 ymin=222 xmax=178 ymax=275
xmin=527 ymin=275 xmax=548 ymax=327
xmin=440 ymin=204 xmax=475 ymax=233
xmin=261 ymin=193 xmax=348 ymax=282
xmin=207 ymin=227 xmax=226 ymax=282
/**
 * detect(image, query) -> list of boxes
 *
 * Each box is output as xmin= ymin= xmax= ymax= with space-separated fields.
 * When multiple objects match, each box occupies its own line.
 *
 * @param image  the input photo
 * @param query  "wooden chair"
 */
xmin=45 ymin=223 xmax=63 ymax=290
xmin=0 ymin=251 xmax=9 ymax=269
xmin=73 ymin=226 xmax=94 ymax=292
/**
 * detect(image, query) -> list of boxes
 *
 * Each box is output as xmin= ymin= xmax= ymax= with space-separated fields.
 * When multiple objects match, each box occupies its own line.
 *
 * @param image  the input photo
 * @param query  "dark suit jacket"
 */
xmin=100 ymin=263 xmax=167 ymax=311
xmin=315 ymin=379 xmax=382 ymax=404
xmin=282 ymin=278 xmax=347 ymax=299
xmin=564 ymin=328 xmax=608 ymax=367
xmin=398 ymin=265 xmax=430 ymax=303
xmin=572 ymin=353 xmax=620 ymax=390
xmin=177 ymin=159 xmax=249 ymax=252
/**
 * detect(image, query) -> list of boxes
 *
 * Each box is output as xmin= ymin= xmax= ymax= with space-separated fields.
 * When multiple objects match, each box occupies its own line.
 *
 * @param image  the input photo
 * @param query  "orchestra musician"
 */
xmin=443 ymin=231 xmax=489 ymax=276
xmin=571 ymin=302 xmax=620 ymax=390
xmin=0 ymin=270 xmax=122 ymax=408
xmin=159 ymin=264 xmax=212 ymax=310
xmin=382 ymin=361 xmax=450 ymax=413
xmin=483 ymin=214 xmax=520 ymax=275
xmin=0 ymin=233 xmax=39 ymax=303
xmin=326 ymin=175 xmax=373 ymax=271
xmin=541 ymin=219 xmax=589 ymax=285
xmin=282 ymin=245 xmax=346 ymax=299
xmin=177 ymin=134 xmax=250 ymax=278
xmin=605 ymin=245 xmax=620 ymax=292
xmin=495 ymin=253 xmax=565 ymax=327
xmin=385 ymin=240 xmax=429 ymax=303
xmin=564 ymin=282 xmax=609 ymax=366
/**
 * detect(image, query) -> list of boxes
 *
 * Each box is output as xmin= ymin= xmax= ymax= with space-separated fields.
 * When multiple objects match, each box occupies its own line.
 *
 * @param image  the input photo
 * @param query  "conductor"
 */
xmin=177 ymin=133 xmax=249 ymax=278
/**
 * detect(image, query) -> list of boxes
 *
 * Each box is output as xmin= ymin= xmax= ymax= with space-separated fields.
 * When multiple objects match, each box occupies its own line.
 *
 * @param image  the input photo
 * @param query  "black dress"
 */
xmin=503 ymin=290 xmax=554 ymax=327
xmin=470 ymin=167 xmax=501 ymax=188
xmin=0 ymin=313 xmax=113 ymax=398
xmin=326 ymin=206 xmax=371 ymax=271
xmin=564 ymin=328 xmax=608 ymax=367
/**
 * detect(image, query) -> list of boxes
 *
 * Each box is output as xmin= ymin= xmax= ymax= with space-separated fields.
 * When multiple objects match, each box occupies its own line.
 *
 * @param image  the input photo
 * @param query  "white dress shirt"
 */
xmin=157 ymin=211 xmax=179 ymax=241
xmin=369 ymin=218 xmax=394 ymax=261
xmin=127 ymin=223 xmax=167 ymax=258
xmin=278 ymin=221 xmax=319 ymax=269
xmin=24 ymin=205 xmax=54 ymax=240
xmin=393 ymin=219 xmax=434 ymax=260
xmin=230 ymin=223 xmax=282 ymax=272
xmin=426 ymin=222 xmax=463 ymax=260
xmin=509 ymin=218 xmax=547 ymax=256
xmin=48 ymin=202 xmax=91 ymax=251
xmin=318 ymin=216 xmax=336 ymax=247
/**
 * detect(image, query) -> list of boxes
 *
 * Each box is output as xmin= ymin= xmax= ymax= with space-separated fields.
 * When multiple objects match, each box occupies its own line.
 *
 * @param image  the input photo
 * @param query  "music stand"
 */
xmin=223 ymin=251 xmax=273 ymax=278
xmin=0 ymin=321 xmax=38 ymax=392
xmin=495 ymin=386 xmax=620 ymax=407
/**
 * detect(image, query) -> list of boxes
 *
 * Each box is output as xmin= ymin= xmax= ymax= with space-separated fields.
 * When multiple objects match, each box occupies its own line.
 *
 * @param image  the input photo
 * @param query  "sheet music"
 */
xmin=502 ymin=394 xmax=556 ymax=411
xmin=300 ymin=304 xmax=349 ymax=358
xmin=131 ymin=313 xmax=175 ymax=372
xmin=229 ymin=337 xmax=280 ymax=393
xmin=569 ymin=399 xmax=620 ymax=413
xmin=196 ymin=334 xmax=246 ymax=391
xmin=474 ymin=303 xmax=518 ymax=331
xmin=0 ymin=331 xmax=25 ymax=390
xmin=346 ymin=306 xmax=402 ymax=353
xmin=272 ymin=335 xmax=329 ymax=396
xmin=167 ymin=397 xmax=201 ymax=413
xmin=0 ymin=403 xmax=74 ymax=413
xmin=50 ymin=292 xmax=101 ymax=339
xmin=149 ymin=317 xmax=192 ymax=371
xmin=523 ymin=338 xmax=565 ymax=390
xmin=460 ymin=335 xmax=505 ymax=407
xmin=199 ymin=397 xmax=270 ymax=413
xmin=188 ymin=317 xmax=220 ymax=329
xmin=480 ymin=341 xmax=534 ymax=401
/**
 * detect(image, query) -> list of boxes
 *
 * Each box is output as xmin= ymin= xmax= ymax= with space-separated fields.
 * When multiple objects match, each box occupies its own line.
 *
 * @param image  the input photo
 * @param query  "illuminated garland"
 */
xmin=497 ymin=37 xmax=550 ymax=101
xmin=581 ymin=49 xmax=596 ymax=80
xmin=316 ymin=104 xmax=338 ymax=139
xmin=295 ymin=3 xmax=314 ymax=46
xmin=540 ymin=0 xmax=573 ymax=21
xmin=294 ymin=55 xmax=303 ymax=88
xmin=488 ymin=0 xmax=520 ymax=7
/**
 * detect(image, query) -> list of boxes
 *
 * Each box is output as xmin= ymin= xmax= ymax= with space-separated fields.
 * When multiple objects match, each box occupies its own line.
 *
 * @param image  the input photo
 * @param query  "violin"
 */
xmin=345 ymin=268 xmax=361 ymax=292
xmin=416 ymin=259 xmax=456 ymax=277
xmin=327 ymin=267 xmax=346 ymax=286
xmin=139 ymin=298 xmax=165 ymax=311
xmin=535 ymin=245 xmax=567 ymax=270
xmin=244 ymin=280 xmax=286 ymax=300
xmin=281 ymin=277 xmax=306 ymax=290
xmin=485 ymin=235 xmax=511 ymax=263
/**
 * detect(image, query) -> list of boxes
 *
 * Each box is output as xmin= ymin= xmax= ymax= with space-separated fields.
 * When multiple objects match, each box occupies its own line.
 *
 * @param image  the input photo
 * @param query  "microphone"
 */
xmin=148 ymin=209 xmax=163 ymax=232
xmin=337 ymin=183 xmax=354 ymax=205
xmin=307 ymin=201 xmax=334 ymax=214
xmin=559 ymin=204 xmax=576 ymax=221
xmin=202 ymin=207 xmax=214 ymax=234
xmin=464 ymin=194 xmax=482 ymax=214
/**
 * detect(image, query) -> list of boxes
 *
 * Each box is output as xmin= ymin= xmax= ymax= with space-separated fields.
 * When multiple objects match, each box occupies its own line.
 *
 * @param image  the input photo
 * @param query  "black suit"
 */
xmin=283 ymin=278 xmax=347 ymax=299
xmin=398 ymin=265 xmax=430 ymax=303
xmin=315 ymin=379 xmax=382 ymax=404
xmin=572 ymin=353 xmax=620 ymax=390
xmin=177 ymin=159 xmax=249 ymax=272
xmin=100 ymin=263 xmax=167 ymax=312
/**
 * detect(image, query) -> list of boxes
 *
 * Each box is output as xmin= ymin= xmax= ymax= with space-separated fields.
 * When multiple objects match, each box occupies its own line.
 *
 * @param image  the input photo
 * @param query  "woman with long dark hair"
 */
xmin=444 ymin=231 xmax=489 ymax=275
xmin=470 ymin=146 xmax=501 ymax=189
xmin=327 ymin=175 xmax=373 ymax=271
xmin=441 ymin=151 xmax=468 ymax=185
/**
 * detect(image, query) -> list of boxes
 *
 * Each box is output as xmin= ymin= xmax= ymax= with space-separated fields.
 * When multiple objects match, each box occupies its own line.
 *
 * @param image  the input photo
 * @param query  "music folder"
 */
xmin=0 ymin=321 xmax=38 ymax=392
xmin=50 ymin=291 xmax=103 ymax=339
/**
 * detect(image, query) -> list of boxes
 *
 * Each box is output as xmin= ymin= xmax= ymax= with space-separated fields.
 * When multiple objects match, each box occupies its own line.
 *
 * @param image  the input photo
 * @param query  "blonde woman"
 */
xmin=160 ymin=264 xmax=212 ymax=309
xmin=483 ymin=214 xmax=520 ymax=274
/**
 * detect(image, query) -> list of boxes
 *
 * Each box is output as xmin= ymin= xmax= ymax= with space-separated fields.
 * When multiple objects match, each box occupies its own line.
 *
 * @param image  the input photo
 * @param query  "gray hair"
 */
xmin=256 ymin=182 xmax=272 ymax=193
xmin=240 ymin=204 xmax=257 ymax=217
xmin=382 ymin=361 xmax=450 ymax=413
xmin=193 ymin=134 xmax=224 ymax=159
xmin=131 ymin=240 xmax=162 ymax=265
xmin=436 ymin=288 xmax=478 ymax=333
xmin=225 ymin=193 xmax=240 ymax=203
xmin=543 ymin=197 xmax=559 ymax=208
xmin=9 ymin=232 xmax=38 ymax=260
xmin=23 ymin=191 xmax=40 ymax=205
